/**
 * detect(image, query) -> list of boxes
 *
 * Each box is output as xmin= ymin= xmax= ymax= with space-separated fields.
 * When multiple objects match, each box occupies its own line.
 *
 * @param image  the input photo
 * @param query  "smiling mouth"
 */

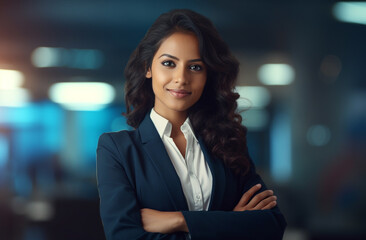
xmin=167 ymin=89 xmax=192 ymax=98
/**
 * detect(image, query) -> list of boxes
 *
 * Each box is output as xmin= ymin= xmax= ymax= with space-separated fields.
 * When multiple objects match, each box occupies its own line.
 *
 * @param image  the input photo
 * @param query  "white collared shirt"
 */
xmin=150 ymin=108 xmax=212 ymax=211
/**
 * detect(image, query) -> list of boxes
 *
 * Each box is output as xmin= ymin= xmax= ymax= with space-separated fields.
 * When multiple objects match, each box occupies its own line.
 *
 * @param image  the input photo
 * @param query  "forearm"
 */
xmin=182 ymin=208 xmax=286 ymax=240
xmin=141 ymin=209 xmax=189 ymax=234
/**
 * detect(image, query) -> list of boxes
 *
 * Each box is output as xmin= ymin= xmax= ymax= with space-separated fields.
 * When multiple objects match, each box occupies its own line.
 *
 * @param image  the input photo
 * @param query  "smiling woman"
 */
xmin=96 ymin=9 xmax=286 ymax=240
xmin=146 ymin=32 xmax=207 ymax=126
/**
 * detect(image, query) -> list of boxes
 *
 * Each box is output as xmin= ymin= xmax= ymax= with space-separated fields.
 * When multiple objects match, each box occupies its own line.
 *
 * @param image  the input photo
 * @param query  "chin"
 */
xmin=167 ymin=104 xmax=192 ymax=113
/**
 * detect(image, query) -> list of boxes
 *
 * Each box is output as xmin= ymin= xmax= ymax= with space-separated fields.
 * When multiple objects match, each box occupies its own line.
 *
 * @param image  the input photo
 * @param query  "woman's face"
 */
xmin=146 ymin=31 xmax=207 ymax=118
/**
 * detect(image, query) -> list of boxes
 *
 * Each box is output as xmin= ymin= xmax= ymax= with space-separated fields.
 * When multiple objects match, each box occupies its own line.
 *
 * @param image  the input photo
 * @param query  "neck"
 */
xmin=153 ymin=107 xmax=187 ymax=137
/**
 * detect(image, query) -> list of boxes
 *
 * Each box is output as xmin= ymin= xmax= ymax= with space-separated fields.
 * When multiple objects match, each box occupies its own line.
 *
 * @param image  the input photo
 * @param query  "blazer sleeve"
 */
xmin=96 ymin=133 xmax=186 ymax=240
xmin=181 ymin=160 xmax=287 ymax=240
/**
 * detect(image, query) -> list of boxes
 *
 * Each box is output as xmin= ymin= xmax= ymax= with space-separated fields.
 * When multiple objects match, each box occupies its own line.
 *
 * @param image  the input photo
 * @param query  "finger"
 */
xmin=237 ymin=184 xmax=262 ymax=206
xmin=246 ymin=190 xmax=274 ymax=209
xmin=261 ymin=200 xmax=277 ymax=210
xmin=253 ymin=195 xmax=277 ymax=210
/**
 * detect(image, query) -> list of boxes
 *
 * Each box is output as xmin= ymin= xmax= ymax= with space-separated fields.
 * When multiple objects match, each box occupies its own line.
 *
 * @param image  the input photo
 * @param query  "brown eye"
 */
xmin=162 ymin=60 xmax=175 ymax=67
xmin=189 ymin=64 xmax=202 ymax=71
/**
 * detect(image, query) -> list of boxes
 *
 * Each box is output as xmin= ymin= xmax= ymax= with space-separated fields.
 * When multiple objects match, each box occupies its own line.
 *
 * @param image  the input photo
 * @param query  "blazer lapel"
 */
xmin=138 ymin=113 xmax=189 ymax=211
xmin=198 ymin=136 xmax=226 ymax=210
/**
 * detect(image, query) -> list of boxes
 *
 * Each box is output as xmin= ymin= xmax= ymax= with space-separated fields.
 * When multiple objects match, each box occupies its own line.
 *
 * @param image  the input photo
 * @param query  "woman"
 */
xmin=97 ymin=9 xmax=286 ymax=240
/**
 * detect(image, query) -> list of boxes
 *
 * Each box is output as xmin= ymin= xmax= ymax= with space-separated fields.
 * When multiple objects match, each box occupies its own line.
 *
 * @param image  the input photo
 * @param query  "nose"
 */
xmin=174 ymin=65 xmax=188 ymax=85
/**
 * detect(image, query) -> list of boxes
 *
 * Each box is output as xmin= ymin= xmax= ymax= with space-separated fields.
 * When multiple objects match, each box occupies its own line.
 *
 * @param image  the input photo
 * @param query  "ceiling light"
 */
xmin=333 ymin=2 xmax=366 ymax=25
xmin=48 ymin=82 xmax=115 ymax=111
xmin=258 ymin=63 xmax=295 ymax=85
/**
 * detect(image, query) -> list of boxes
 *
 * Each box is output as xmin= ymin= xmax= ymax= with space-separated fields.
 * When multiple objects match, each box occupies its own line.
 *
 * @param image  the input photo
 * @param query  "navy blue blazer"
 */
xmin=96 ymin=112 xmax=286 ymax=240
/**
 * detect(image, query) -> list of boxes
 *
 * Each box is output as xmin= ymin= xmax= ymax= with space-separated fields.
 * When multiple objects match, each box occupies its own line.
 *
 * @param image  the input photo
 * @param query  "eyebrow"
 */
xmin=158 ymin=54 xmax=203 ymax=63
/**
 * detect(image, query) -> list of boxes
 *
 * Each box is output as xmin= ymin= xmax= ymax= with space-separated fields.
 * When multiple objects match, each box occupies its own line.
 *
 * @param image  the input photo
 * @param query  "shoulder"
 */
xmin=97 ymin=129 xmax=142 ymax=169
xmin=98 ymin=129 xmax=139 ymax=149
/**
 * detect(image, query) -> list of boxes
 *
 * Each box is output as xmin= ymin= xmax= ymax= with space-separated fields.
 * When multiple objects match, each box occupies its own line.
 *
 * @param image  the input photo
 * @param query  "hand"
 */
xmin=233 ymin=184 xmax=277 ymax=211
xmin=140 ymin=208 xmax=189 ymax=233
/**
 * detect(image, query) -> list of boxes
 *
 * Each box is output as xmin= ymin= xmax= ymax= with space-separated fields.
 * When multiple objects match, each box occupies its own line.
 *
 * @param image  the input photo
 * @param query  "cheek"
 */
xmin=151 ymin=72 xmax=165 ymax=91
xmin=151 ymin=68 xmax=170 ymax=89
xmin=151 ymin=79 xmax=164 ymax=97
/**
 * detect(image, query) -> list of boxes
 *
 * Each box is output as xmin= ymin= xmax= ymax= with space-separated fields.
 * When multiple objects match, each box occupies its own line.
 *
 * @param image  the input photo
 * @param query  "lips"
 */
xmin=167 ymin=89 xmax=192 ymax=98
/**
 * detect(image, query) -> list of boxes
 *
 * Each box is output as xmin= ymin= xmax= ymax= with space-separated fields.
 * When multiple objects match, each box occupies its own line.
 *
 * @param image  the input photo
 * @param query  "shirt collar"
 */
xmin=150 ymin=108 xmax=198 ymax=142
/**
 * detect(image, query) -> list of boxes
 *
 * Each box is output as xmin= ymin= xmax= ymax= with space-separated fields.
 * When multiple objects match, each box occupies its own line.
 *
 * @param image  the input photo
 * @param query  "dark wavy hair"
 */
xmin=124 ymin=9 xmax=250 ymax=175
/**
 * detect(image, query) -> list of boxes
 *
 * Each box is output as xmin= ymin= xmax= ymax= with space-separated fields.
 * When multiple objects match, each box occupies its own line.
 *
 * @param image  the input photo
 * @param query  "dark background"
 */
xmin=1 ymin=0 xmax=366 ymax=239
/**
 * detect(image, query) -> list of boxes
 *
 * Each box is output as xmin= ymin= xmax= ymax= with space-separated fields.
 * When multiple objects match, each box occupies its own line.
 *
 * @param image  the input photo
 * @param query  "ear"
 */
xmin=146 ymin=68 xmax=152 ymax=78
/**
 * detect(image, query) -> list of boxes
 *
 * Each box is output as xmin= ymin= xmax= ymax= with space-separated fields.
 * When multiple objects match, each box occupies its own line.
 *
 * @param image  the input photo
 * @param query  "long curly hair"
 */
xmin=124 ymin=9 xmax=250 ymax=175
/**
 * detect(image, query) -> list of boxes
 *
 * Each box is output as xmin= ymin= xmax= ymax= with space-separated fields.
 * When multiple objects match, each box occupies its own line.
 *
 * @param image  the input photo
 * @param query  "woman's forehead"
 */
xmin=154 ymin=32 xmax=200 ymax=60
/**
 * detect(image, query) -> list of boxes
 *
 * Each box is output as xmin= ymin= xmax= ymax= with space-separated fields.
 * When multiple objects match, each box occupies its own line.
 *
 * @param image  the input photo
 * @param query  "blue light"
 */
xmin=333 ymin=2 xmax=366 ymax=25
xmin=0 ymin=135 xmax=8 ymax=168
xmin=270 ymin=111 xmax=292 ymax=182
xmin=57 ymin=106 xmax=123 ymax=175
xmin=31 ymin=47 xmax=104 ymax=69
xmin=0 ymin=104 xmax=38 ymax=126
xmin=1 ymin=102 xmax=63 ymax=165
xmin=110 ymin=116 xmax=131 ymax=132
xmin=13 ymin=172 xmax=33 ymax=197
xmin=39 ymin=102 xmax=64 ymax=153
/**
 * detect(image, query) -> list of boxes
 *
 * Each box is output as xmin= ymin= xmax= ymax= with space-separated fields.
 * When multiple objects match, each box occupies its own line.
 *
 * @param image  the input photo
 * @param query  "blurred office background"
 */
xmin=1 ymin=0 xmax=366 ymax=239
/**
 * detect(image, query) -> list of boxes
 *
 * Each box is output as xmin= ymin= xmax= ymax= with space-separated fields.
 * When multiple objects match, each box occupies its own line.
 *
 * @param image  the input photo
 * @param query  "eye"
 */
xmin=189 ymin=64 xmax=203 ymax=71
xmin=161 ymin=60 xmax=175 ymax=67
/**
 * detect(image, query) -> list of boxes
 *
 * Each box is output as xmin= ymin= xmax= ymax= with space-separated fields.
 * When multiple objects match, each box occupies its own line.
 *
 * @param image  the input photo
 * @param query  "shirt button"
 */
xmin=196 ymin=195 xmax=201 ymax=200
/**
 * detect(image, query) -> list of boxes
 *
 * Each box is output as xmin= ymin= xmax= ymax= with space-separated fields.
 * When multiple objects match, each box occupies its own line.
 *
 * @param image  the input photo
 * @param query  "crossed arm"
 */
xmin=140 ymin=184 xmax=277 ymax=234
